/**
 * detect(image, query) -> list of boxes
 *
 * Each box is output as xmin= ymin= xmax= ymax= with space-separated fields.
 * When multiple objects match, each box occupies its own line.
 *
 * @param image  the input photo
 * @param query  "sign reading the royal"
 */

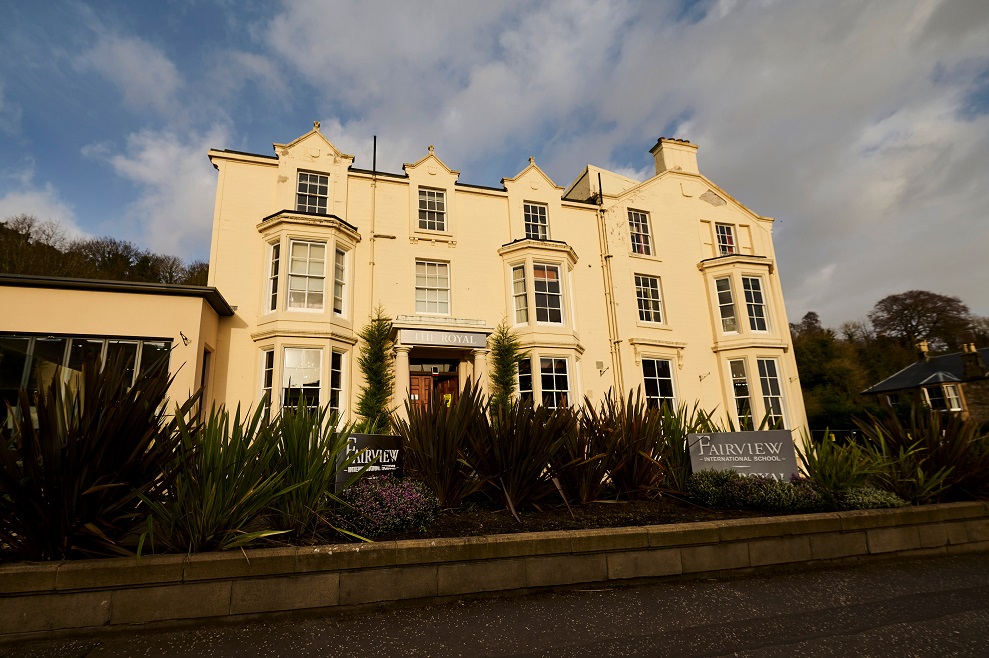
xmin=398 ymin=329 xmax=487 ymax=348
xmin=335 ymin=434 xmax=402 ymax=491
xmin=687 ymin=430 xmax=798 ymax=481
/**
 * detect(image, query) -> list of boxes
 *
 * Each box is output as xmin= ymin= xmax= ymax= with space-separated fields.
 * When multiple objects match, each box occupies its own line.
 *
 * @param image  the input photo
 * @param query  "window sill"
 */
xmin=629 ymin=252 xmax=661 ymax=263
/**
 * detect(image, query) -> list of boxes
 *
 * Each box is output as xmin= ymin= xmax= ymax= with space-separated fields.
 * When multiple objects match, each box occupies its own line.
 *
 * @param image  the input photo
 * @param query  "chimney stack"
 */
xmin=916 ymin=340 xmax=930 ymax=362
xmin=962 ymin=343 xmax=987 ymax=379
xmin=649 ymin=138 xmax=699 ymax=175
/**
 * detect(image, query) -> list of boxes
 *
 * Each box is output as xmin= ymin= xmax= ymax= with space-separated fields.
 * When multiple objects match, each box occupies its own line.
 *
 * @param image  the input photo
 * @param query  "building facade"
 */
xmin=863 ymin=343 xmax=989 ymax=424
xmin=203 ymin=124 xmax=807 ymax=433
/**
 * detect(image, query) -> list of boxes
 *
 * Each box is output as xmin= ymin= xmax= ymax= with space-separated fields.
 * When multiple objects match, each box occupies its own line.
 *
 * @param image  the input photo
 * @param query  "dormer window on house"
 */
xmin=297 ymin=172 xmax=328 ymax=215
xmin=524 ymin=202 xmax=549 ymax=240
xmin=628 ymin=210 xmax=652 ymax=255
xmin=418 ymin=188 xmax=446 ymax=231
xmin=715 ymin=223 xmax=736 ymax=255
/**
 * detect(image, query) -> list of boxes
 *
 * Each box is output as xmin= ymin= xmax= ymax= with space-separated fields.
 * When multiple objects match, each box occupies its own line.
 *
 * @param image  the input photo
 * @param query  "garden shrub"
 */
xmin=341 ymin=475 xmax=438 ymax=537
xmin=0 ymin=353 xmax=185 ymax=560
xmin=855 ymin=404 xmax=989 ymax=504
xmin=837 ymin=486 xmax=908 ymax=510
xmin=395 ymin=379 xmax=485 ymax=509
xmin=686 ymin=470 xmax=825 ymax=513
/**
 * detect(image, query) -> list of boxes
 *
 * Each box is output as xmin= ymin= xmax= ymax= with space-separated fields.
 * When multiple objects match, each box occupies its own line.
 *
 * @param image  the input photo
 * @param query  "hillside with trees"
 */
xmin=792 ymin=291 xmax=988 ymax=433
xmin=0 ymin=215 xmax=208 ymax=285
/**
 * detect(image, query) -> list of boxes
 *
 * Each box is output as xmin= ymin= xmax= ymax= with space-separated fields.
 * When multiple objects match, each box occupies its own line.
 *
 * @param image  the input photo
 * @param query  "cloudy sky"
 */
xmin=1 ymin=0 xmax=987 ymax=327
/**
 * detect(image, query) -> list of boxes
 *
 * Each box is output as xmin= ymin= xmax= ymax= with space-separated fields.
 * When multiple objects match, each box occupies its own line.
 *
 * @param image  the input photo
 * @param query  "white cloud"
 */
xmin=0 ymin=171 xmax=85 ymax=239
xmin=76 ymin=35 xmax=183 ymax=116
xmin=85 ymin=127 xmax=229 ymax=259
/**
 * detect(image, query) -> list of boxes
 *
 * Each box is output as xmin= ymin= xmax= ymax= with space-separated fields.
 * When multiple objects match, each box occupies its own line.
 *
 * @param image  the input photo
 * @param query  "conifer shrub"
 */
xmin=488 ymin=320 xmax=526 ymax=413
xmin=355 ymin=306 xmax=395 ymax=434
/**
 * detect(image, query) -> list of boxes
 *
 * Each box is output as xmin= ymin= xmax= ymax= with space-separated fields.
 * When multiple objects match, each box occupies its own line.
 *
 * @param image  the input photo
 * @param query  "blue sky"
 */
xmin=2 ymin=0 xmax=988 ymax=326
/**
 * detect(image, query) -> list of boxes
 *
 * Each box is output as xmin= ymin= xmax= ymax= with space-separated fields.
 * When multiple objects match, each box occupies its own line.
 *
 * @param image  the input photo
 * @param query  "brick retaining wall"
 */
xmin=3 ymin=502 xmax=988 ymax=645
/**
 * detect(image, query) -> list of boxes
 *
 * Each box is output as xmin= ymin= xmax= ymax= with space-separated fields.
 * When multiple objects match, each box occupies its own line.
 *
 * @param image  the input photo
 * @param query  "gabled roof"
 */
xmin=863 ymin=347 xmax=989 ymax=394
xmin=502 ymin=157 xmax=563 ymax=190
xmin=403 ymin=145 xmax=459 ymax=177
xmin=272 ymin=123 xmax=354 ymax=161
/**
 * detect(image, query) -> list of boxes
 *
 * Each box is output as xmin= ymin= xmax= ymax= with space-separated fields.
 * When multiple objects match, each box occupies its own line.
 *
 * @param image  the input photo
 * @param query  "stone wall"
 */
xmin=2 ymin=502 xmax=988 ymax=646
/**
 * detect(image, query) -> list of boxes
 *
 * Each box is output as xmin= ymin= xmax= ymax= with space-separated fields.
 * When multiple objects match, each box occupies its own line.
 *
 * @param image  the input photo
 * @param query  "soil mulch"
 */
xmin=373 ymin=495 xmax=771 ymax=543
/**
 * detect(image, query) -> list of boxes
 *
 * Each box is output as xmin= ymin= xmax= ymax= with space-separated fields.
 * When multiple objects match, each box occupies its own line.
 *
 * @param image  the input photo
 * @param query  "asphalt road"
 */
xmin=5 ymin=552 xmax=989 ymax=657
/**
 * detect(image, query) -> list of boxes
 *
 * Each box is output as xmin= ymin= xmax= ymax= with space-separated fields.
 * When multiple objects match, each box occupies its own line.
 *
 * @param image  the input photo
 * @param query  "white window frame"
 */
xmin=742 ymin=276 xmax=769 ymax=332
xmin=282 ymin=347 xmax=322 ymax=411
xmin=266 ymin=242 xmax=281 ymax=313
xmin=533 ymin=263 xmax=564 ymax=324
xmin=628 ymin=209 xmax=652 ymax=256
xmin=329 ymin=349 xmax=344 ymax=415
xmin=943 ymin=384 xmax=963 ymax=411
xmin=296 ymin=171 xmax=328 ymax=215
xmin=715 ymin=223 xmax=736 ymax=256
xmin=729 ymin=358 xmax=753 ymax=430
xmin=716 ymin=277 xmax=738 ymax=333
xmin=333 ymin=248 xmax=347 ymax=316
xmin=418 ymin=187 xmax=446 ymax=231
xmin=757 ymin=358 xmax=786 ymax=428
xmin=539 ymin=356 xmax=570 ymax=409
xmin=635 ymin=274 xmax=664 ymax=324
xmin=642 ymin=358 xmax=676 ymax=409
xmin=523 ymin=202 xmax=549 ymax=240
xmin=287 ymin=240 xmax=326 ymax=311
xmin=260 ymin=349 xmax=274 ymax=413
xmin=512 ymin=264 xmax=528 ymax=324
xmin=415 ymin=259 xmax=450 ymax=315
xmin=517 ymin=356 xmax=533 ymax=403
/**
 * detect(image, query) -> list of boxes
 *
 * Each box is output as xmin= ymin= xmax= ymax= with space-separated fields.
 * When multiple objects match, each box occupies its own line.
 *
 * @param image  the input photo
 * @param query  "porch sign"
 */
xmin=687 ymin=430 xmax=798 ymax=481
xmin=335 ymin=434 xmax=403 ymax=492
xmin=398 ymin=328 xmax=487 ymax=348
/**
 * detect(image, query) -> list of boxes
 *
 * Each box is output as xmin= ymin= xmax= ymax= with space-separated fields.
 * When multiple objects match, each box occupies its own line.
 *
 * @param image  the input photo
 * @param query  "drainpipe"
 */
xmin=595 ymin=172 xmax=624 ymax=395
xmin=368 ymin=135 xmax=378 ymax=308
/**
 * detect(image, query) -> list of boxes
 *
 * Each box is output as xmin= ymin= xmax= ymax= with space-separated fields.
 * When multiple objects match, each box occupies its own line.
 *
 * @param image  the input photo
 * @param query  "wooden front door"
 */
xmin=409 ymin=375 xmax=432 ymax=411
xmin=435 ymin=375 xmax=459 ymax=408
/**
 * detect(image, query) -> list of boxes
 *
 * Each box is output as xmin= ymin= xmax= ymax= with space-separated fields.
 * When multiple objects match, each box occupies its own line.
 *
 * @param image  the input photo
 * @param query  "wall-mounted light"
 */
xmin=699 ymin=372 xmax=711 ymax=381
xmin=180 ymin=331 xmax=191 ymax=346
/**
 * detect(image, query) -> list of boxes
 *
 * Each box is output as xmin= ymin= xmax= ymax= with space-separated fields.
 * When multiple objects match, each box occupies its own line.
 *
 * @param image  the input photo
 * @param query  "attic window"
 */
xmin=297 ymin=172 xmax=328 ymax=215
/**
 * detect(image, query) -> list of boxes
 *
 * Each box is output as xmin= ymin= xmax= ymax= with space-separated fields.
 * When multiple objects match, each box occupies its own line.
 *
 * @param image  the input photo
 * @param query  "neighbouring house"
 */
xmin=1 ymin=123 xmax=808 ymax=435
xmin=862 ymin=341 xmax=989 ymax=423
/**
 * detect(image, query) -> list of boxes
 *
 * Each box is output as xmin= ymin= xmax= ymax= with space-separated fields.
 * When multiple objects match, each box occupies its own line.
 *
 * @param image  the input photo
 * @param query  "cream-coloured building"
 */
xmin=0 ymin=124 xmax=806 ymax=434
xmin=203 ymin=124 xmax=806 ymax=433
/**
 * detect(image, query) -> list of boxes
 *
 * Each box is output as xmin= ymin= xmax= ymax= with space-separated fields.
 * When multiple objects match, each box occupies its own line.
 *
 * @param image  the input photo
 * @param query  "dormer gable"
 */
xmin=504 ymin=158 xmax=566 ymax=242
xmin=273 ymin=121 xmax=355 ymax=164
xmin=272 ymin=122 xmax=354 ymax=221
xmin=404 ymin=146 xmax=460 ymax=238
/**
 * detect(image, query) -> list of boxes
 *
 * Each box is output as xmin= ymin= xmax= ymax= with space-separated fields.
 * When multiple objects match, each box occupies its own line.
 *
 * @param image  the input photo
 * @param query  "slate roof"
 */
xmin=863 ymin=347 xmax=989 ymax=395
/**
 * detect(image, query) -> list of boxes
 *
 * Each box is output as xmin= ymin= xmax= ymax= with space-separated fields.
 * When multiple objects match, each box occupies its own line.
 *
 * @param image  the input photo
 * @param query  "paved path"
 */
xmin=5 ymin=553 xmax=989 ymax=657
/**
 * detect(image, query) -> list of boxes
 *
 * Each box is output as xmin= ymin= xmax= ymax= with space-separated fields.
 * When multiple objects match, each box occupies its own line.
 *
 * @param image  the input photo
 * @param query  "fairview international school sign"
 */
xmin=335 ymin=434 xmax=402 ymax=491
xmin=687 ymin=430 xmax=799 ymax=481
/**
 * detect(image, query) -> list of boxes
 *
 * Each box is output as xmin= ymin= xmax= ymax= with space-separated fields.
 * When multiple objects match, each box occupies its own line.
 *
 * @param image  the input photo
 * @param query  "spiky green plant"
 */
xmin=798 ymin=431 xmax=873 ymax=507
xmin=141 ymin=403 xmax=295 ymax=553
xmin=268 ymin=402 xmax=366 ymax=538
xmin=598 ymin=390 xmax=666 ymax=500
xmin=853 ymin=404 xmax=989 ymax=504
xmin=468 ymin=398 xmax=575 ymax=521
xmin=394 ymin=379 xmax=485 ymax=509
xmin=553 ymin=397 xmax=625 ymax=505
xmin=0 ymin=354 xmax=183 ymax=560
xmin=655 ymin=401 xmax=720 ymax=494
xmin=355 ymin=306 xmax=394 ymax=434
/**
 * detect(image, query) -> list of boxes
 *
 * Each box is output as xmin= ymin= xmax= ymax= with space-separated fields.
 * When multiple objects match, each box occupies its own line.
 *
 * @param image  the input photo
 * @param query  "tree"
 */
xmin=488 ymin=320 xmax=527 ymax=412
xmin=181 ymin=260 xmax=209 ymax=286
xmin=355 ymin=307 xmax=394 ymax=433
xmin=867 ymin=290 xmax=972 ymax=352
